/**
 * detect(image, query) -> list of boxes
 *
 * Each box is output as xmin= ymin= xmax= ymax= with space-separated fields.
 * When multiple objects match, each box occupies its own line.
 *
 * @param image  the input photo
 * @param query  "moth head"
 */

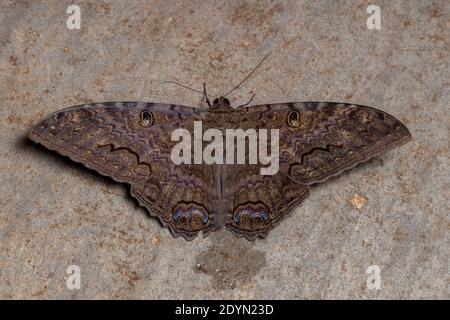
xmin=287 ymin=111 xmax=301 ymax=128
xmin=139 ymin=111 xmax=154 ymax=127
xmin=212 ymin=97 xmax=230 ymax=107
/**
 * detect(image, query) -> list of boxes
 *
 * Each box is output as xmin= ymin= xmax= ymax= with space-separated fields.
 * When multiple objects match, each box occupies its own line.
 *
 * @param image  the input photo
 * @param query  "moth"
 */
xmin=29 ymin=97 xmax=410 ymax=240
xmin=29 ymin=60 xmax=411 ymax=241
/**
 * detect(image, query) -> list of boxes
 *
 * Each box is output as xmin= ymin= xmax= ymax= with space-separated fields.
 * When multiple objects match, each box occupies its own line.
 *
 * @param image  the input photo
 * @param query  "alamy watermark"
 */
xmin=170 ymin=121 xmax=279 ymax=175
xmin=366 ymin=265 xmax=381 ymax=290
xmin=367 ymin=5 xmax=381 ymax=30
xmin=66 ymin=5 xmax=81 ymax=30
xmin=66 ymin=265 xmax=81 ymax=290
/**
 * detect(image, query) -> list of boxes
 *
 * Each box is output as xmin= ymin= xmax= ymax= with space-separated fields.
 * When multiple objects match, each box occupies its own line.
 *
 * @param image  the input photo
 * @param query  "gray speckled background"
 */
xmin=0 ymin=0 xmax=448 ymax=299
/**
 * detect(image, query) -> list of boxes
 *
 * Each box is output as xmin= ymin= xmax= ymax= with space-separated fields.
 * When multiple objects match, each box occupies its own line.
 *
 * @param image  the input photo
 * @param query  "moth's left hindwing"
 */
xmin=29 ymin=102 xmax=218 ymax=240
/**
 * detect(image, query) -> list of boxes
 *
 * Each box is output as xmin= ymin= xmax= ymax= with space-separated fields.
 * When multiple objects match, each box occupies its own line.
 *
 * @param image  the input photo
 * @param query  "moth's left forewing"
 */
xmin=29 ymin=102 xmax=191 ymax=183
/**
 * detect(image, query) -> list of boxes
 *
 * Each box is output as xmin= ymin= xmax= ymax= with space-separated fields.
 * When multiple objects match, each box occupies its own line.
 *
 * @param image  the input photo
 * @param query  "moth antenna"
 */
xmin=237 ymin=93 xmax=256 ymax=108
xmin=163 ymin=80 xmax=203 ymax=94
xmin=203 ymin=83 xmax=211 ymax=107
xmin=223 ymin=53 xmax=270 ymax=98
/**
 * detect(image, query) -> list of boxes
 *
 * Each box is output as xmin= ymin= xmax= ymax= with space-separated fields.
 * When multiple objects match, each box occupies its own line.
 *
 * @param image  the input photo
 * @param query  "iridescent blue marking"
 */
xmin=234 ymin=207 xmax=270 ymax=224
xmin=172 ymin=207 xmax=208 ymax=224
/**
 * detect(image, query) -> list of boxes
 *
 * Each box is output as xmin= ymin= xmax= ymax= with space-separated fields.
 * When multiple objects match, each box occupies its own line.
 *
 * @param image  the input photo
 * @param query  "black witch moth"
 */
xmin=29 ymin=96 xmax=411 ymax=240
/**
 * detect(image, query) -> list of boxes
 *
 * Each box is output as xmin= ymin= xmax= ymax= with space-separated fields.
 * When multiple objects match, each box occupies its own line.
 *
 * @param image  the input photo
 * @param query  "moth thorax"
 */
xmin=212 ymin=97 xmax=231 ymax=107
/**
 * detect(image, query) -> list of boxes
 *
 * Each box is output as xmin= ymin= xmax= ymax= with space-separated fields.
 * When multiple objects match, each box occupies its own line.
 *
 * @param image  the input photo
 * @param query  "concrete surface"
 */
xmin=0 ymin=0 xmax=448 ymax=299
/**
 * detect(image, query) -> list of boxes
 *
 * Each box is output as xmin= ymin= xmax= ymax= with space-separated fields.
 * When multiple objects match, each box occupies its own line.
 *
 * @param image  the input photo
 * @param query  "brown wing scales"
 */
xmin=29 ymin=102 xmax=217 ymax=240
xmin=220 ymin=102 xmax=410 ymax=240
xmin=29 ymin=101 xmax=411 ymax=240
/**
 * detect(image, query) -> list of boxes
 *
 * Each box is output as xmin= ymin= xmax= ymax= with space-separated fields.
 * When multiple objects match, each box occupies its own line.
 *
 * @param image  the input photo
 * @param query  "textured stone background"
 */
xmin=0 ymin=0 xmax=448 ymax=299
